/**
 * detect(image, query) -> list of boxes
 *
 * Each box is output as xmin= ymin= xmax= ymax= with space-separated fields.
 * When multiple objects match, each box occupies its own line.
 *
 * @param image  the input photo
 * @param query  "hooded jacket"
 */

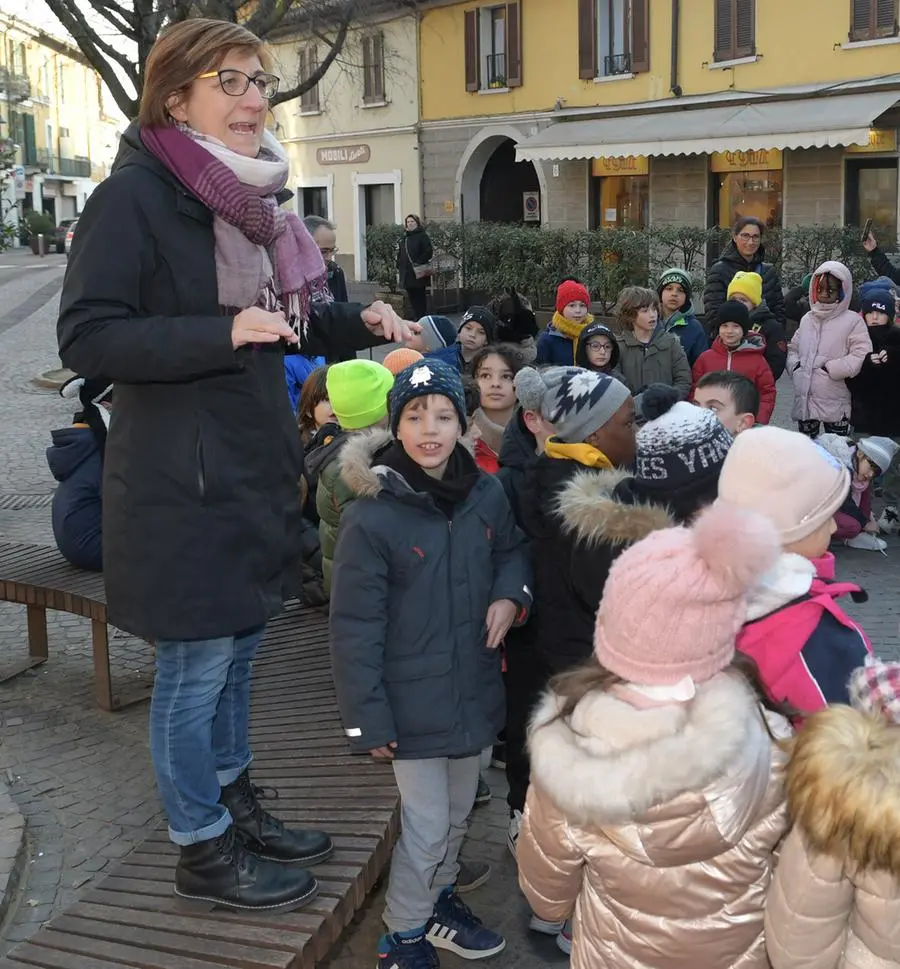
xmin=328 ymin=429 xmax=531 ymax=760
xmin=518 ymin=672 xmax=789 ymax=969
xmin=616 ymin=326 xmax=693 ymax=399
xmin=787 ymin=262 xmax=872 ymax=424
xmin=46 ymin=425 xmax=103 ymax=572
xmin=575 ymin=322 xmax=626 ymax=380
xmin=56 ymin=123 xmax=385 ymax=641
xmin=766 ymin=705 xmax=900 ymax=969
xmin=496 ymin=409 xmax=539 ymax=523
xmin=309 ymin=429 xmax=354 ymax=593
xmin=703 ymin=239 xmax=786 ymax=328
xmin=662 ymin=301 xmax=709 ymax=366
xmin=847 ymin=323 xmax=900 ymax=435
xmin=518 ymin=462 xmax=672 ymax=673
xmin=536 ymin=313 xmax=592 ymax=365
xmin=736 ymin=551 xmax=871 ymax=718
xmin=691 ymin=335 xmax=777 ymax=424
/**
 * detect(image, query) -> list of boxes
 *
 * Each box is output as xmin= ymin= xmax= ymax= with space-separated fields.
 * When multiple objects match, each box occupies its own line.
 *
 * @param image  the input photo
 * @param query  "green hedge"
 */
xmin=366 ymin=222 xmax=878 ymax=312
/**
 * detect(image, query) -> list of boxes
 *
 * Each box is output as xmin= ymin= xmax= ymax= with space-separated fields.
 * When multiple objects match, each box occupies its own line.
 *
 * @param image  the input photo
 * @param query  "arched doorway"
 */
xmin=456 ymin=128 xmax=546 ymax=224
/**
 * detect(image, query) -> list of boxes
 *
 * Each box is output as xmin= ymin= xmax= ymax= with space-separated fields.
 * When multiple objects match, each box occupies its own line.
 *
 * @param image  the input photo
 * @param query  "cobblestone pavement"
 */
xmin=0 ymin=253 xmax=896 ymax=966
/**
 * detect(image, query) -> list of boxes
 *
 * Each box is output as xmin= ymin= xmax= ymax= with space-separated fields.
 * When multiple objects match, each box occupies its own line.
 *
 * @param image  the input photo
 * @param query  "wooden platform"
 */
xmin=0 ymin=604 xmax=401 ymax=969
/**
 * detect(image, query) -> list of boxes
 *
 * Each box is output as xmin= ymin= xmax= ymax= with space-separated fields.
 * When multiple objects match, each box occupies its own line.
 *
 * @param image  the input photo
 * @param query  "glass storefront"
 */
xmin=711 ymin=150 xmax=783 ymax=229
xmin=846 ymin=157 xmax=898 ymax=247
xmin=590 ymin=157 xmax=649 ymax=229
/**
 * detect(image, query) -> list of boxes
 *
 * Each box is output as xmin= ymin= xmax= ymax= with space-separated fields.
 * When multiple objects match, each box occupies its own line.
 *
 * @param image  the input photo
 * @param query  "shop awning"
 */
xmin=515 ymin=90 xmax=900 ymax=162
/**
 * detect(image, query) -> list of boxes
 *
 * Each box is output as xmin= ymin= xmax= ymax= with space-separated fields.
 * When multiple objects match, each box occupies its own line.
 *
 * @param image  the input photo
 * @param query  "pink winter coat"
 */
xmin=787 ymin=261 xmax=871 ymax=423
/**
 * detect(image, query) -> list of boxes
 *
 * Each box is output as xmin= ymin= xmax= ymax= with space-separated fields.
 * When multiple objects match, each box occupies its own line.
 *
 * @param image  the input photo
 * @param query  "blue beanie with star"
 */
xmin=390 ymin=358 xmax=468 ymax=436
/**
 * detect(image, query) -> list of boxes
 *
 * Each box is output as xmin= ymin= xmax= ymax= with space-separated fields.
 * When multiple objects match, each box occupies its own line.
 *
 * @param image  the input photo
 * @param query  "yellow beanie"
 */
xmin=727 ymin=271 xmax=763 ymax=307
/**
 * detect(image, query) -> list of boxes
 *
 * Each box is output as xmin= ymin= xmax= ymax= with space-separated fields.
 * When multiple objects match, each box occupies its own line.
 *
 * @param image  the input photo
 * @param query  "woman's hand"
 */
xmin=232 ymin=308 xmax=298 ymax=349
xmin=871 ymin=350 xmax=889 ymax=365
xmin=863 ymin=231 xmax=878 ymax=253
xmin=362 ymin=301 xmax=423 ymax=344
xmin=865 ymin=517 xmax=880 ymax=535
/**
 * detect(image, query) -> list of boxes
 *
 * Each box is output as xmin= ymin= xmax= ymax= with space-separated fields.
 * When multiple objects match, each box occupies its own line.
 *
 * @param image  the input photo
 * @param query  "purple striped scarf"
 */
xmin=141 ymin=124 xmax=330 ymax=337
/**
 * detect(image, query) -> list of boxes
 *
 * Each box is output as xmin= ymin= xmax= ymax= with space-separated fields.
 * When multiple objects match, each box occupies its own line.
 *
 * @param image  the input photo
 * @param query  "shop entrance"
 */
xmin=846 ymin=157 xmax=898 ymax=247
xmin=457 ymin=130 xmax=547 ymax=224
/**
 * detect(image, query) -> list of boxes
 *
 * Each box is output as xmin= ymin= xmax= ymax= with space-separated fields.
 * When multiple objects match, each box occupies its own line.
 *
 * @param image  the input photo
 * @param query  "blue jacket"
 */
xmin=663 ymin=303 xmax=708 ymax=366
xmin=284 ymin=354 xmax=325 ymax=413
xmin=536 ymin=326 xmax=578 ymax=365
xmin=425 ymin=343 xmax=464 ymax=372
xmin=46 ymin=426 xmax=103 ymax=572
xmin=329 ymin=430 xmax=532 ymax=760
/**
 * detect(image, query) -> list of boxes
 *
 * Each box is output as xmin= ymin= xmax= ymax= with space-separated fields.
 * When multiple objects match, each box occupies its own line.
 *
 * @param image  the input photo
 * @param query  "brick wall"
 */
xmin=649 ymin=156 xmax=708 ymax=226
xmin=783 ymin=148 xmax=843 ymax=226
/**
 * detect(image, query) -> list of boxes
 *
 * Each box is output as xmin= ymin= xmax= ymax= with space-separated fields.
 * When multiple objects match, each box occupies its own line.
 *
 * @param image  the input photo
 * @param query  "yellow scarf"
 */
xmin=551 ymin=311 xmax=595 ymax=348
xmin=544 ymin=437 xmax=614 ymax=469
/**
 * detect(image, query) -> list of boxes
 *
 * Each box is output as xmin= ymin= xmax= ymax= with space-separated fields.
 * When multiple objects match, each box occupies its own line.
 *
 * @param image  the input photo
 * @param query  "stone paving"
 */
xmin=0 ymin=249 xmax=895 ymax=967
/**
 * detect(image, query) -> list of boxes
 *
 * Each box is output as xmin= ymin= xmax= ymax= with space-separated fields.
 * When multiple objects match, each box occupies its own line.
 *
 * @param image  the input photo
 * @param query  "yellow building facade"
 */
xmin=271 ymin=8 xmax=422 ymax=280
xmin=0 ymin=14 xmax=124 ymax=236
xmin=418 ymin=0 xmax=900 ymax=240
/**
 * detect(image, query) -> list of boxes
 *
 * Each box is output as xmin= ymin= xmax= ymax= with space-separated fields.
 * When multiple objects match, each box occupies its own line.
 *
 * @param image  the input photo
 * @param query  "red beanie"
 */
xmin=556 ymin=280 xmax=591 ymax=315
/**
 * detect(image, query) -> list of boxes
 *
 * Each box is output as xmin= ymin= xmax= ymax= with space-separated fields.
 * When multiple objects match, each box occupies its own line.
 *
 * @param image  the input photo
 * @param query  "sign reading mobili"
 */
xmin=316 ymin=144 xmax=372 ymax=166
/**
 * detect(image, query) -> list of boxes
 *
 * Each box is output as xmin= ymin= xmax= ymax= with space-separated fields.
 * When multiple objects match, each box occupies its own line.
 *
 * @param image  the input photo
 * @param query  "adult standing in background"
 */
xmin=703 ymin=217 xmax=785 ymax=331
xmin=57 ymin=18 xmax=417 ymax=913
xmin=397 ymin=213 xmax=433 ymax=319
xmin=303 ymin=214 xmax=348 ymax=303
xmin=863 ymin=227 xmax=900 ymax=288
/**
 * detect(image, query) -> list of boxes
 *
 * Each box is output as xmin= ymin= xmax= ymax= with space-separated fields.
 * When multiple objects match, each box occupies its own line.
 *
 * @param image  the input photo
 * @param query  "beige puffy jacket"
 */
xmin=518 ymin=671 xmax=789 ymax=969
xmin=765 ymin=706 xmax=900 ymax=969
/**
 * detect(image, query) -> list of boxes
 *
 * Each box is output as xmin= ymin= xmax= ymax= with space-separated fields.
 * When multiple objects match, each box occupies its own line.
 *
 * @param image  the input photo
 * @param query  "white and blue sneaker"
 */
xmin=376 ymin=931 xmax=439 ymax=969
xmin=426 ymin=887 xmax=506 ymax=960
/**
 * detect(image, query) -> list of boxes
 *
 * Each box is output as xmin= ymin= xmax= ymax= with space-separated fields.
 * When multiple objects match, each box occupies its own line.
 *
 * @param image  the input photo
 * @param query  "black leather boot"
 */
xmin=220 ymin=769 xmax=334 ymax=864
xmin=175 ymin=825 xmax=318 ymax=910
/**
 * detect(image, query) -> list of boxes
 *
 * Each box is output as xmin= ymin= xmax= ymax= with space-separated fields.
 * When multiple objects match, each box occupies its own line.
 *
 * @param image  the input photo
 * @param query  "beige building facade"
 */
xmin=271 ymin=9 xmax=422 ymax=281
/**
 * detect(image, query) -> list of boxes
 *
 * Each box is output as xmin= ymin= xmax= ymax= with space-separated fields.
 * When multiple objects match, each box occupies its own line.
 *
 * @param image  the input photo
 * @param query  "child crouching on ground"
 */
xmin=765 ymin=656 xmax=900 ymax=969
xmin=816 ymin=434 xmax=898 ymax=552
xmin=329 ymin=359 xmax=532 ymax=969
xmin=718 ymin=426 xmax=872 ymax=715
xmin=517 ymin=502 xmax=789 ymax=969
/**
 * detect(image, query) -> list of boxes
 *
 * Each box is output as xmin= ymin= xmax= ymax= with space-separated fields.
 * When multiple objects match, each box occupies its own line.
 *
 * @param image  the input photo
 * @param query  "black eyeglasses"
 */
xmin=197 ymin=69 xmax=280 ymax=99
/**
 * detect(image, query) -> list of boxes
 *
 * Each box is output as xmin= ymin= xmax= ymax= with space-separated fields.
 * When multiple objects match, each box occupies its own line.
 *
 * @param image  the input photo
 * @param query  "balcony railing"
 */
xmin=485 ymin=52 xmax=507 ymax=88
xmin=603 ymin=52 xmax=632 ymax=76
xmin=34 ymin=148 xmax=92 ymax=177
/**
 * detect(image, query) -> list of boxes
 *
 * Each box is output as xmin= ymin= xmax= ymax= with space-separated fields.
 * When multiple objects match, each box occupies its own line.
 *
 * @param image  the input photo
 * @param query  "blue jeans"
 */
xmin=150 ymin=625 xmax=265 ymax=845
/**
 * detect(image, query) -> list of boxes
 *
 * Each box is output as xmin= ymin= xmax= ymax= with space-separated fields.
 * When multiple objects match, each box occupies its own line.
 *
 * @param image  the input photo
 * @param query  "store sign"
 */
xmin=316 ymin=144 xmax=371 ymax=165
xmin=846 ymin=129 xmax=897 ymax=154
xmin=591 ymin=156 xmax=649 ymax=176
xmin=710 ymin=149 xmax=783 ymax=172
xmin=523 ymin=191 xmax=540 ymax=222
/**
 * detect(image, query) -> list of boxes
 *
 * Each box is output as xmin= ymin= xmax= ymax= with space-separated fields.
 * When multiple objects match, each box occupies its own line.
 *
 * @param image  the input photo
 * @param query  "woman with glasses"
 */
xmin=57 ymin=19 xmax=418 ymax=913
xmin=702 ymin=216 xmax=786 ymax=335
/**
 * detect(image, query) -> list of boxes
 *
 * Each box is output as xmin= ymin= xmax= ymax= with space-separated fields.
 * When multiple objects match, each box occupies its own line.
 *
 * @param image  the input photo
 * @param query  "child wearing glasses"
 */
xmin=575 ymin=322 xmax=625 ymax=381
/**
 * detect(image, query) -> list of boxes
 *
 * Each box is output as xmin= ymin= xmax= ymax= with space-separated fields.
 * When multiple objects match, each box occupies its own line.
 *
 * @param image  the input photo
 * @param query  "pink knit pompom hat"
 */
xmin=594 ymin=503 xmax=780 ymax=685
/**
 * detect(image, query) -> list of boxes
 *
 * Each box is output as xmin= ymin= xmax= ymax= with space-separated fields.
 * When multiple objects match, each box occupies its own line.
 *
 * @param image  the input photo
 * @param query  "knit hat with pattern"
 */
xmin=513 ymin=366 xmax=630 ymax=444
xmin=389 ymin=359 xmax=467 ymax=435
xmin=594 ymin=502 xmax=780 ymax=686
xmin=657 ymin=268 xmax=692 ymax=302
xmin=458 ymin=306 xmax=498 ymax=344
xmin=849 ymin=656 xmax=900 ymax=723
xmin=861 ymin=290 xmax=895 ymax=319
xmin=634 ymin=385 xmax=733 ymax=500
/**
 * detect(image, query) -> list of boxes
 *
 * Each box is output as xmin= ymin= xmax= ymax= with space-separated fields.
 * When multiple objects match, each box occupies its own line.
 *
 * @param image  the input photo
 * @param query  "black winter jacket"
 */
xmin=496 ymin=409 xmax=540 ymax=524
xmin=329 ymin=430 xmax=531 ymax=760
xmin=847 ymin=324 xmax=900 ymax=435
xmin=397 ymin=227 xmax=433 ymax=290
xmin=57 ymin=123 xmax=385 ymax=641
xmin=867 ymin=246 xmax=900 ymax=287
xmin=518 ymin=460 xmax=672 ymax=674
xmin=703 ymin=241 xmax=786 ymax=328
xmin=748 ymin=300 xmax=788 ymax=380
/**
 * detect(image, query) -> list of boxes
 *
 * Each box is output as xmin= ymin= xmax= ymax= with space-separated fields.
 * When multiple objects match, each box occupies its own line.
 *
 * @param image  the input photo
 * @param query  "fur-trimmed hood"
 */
xmin=554 ymin=468 xmax=674 ymax=548
xmin=529 ymin=672 xmax=785 ymax=858
xmin=786 ymin=705 xmax=900 ymax=877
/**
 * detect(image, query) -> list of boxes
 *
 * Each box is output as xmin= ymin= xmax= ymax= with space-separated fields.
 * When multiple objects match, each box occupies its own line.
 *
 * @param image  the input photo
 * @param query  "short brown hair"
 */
xmin=297 ymin=366 xmax=330 ymax=443
xmin=139 ymin=18 xmax=270 ymax=128
xmin=614 ymin=286 xmax=661 ymax=330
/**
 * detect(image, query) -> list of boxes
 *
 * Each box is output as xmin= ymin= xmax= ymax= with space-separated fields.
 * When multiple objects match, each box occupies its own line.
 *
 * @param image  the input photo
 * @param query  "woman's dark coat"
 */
xmin=703 ymin=240 xmax=786 ymax=328
xmin=57 ymin=123 xmax=384 ymax=641
xmin=397 ymin=226 xmax=433 ymax=290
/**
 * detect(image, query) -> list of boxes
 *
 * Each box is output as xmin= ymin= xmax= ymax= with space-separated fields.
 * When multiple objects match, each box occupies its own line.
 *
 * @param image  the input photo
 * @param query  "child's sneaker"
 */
xmin=377 ymin=931 xmax=439 ymax=969
xmin=528 ymin=913 xmax=567 ymax=935
xmin=507 ymin=809 xmax=522 ymax=858
xmin=556 ymin=918 xmax=573 ymax=954
xmin=455 ymin=859 xmax=491 ymax=894
xmin=844 ymin=533 xmax=888 ymax=552
xmin=473 ymin=776 xmax=492 ymax=807
xmin=878 ymin=505 xmax=900 ymax=534
xmin=426 ymin=887 xmax=506 ymax=959
xmin=490 ymin=743 xmax=506 ymax=770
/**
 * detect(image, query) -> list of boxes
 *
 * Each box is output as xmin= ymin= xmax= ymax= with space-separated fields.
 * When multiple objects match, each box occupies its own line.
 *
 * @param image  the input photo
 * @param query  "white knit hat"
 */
xmin=857 ymin=437 xmax=900 ymax=476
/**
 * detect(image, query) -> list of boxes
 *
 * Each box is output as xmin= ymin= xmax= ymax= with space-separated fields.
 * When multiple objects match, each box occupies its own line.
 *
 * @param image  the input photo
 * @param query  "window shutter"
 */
xmin=850 ymin=0 xmax=871 ymax=38
xmin=630 ymin=0 xmax=650 ymax=71
xmin=735 ymin=0 xmax=755 ymax=56
xmin=506 ymin=2 xmax=522 ymax=87
xmin=464 ymin=9 xmax=479 ymax=91
xmin=876 ymin=0 xmax=898 ymax=33
xmin=714 ymin=0 xmax=734 ymax=59
xmin=374 ymin=33 xmax=385 ymax=100
xmin=362 ymin=36 xmax=372 ymax=100
xmin=578 ymin=0 xmax=597 ymax=79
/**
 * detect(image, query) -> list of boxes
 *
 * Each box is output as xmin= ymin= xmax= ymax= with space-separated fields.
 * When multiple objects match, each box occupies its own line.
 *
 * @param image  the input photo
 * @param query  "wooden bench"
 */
xmin=0 ymin=541 xmax=151 ymax=712
xmin=0 ymin=603 xmax=401 ymax=969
